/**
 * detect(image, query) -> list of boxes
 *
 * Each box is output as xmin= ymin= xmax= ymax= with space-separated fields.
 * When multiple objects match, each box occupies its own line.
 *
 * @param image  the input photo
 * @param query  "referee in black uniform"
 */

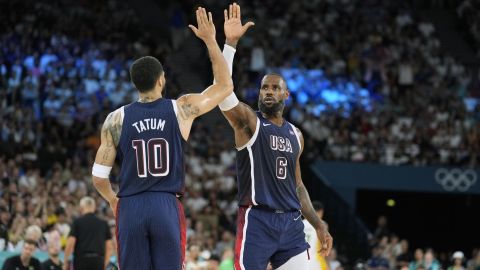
xmin=63 ymin=197 xmax=112 ymax=270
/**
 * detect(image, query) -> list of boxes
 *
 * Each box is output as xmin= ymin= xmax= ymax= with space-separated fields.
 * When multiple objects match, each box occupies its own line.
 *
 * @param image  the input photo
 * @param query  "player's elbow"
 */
xmin=216 ymin=75 xmax=233 ymax=92
xmin=220 ymin=80 xmax=234 ymax=96
xmin=92 ymin=176 xmax=108 ymax=189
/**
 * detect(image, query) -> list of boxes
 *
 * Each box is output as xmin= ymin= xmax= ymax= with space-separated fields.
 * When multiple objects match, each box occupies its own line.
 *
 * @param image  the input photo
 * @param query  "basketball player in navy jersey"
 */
xmin=91 ymin=8 xmax=233 ymax=270
xmin=217 ymin=3 xmax=333 ymax=269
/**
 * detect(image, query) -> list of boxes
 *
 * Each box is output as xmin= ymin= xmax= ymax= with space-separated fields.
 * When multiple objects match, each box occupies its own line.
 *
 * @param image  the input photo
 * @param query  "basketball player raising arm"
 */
xmin=218 ymin=3 xmax=332 ymax=268
xmin=92 ymin=7 xmax=233 ymax=217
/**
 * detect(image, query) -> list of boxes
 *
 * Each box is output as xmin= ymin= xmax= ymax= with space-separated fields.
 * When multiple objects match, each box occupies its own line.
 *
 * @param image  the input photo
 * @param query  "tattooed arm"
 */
xmin=175 ymin=7 xmax=233 ymax=141
xmin=295 ymin=128 xmax=333 ymax=256
xmin=92 ymin=108 xmax=123 ymax=215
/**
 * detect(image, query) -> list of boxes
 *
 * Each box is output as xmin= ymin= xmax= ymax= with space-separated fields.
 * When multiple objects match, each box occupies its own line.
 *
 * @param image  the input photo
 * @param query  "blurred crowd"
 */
xmin=360 ymin=216 xmax=480 ymax=270
xmin=1 ymin=0 xmax=480 ymax=269
xmin=211 ymin=0 xmax=480 ymax=167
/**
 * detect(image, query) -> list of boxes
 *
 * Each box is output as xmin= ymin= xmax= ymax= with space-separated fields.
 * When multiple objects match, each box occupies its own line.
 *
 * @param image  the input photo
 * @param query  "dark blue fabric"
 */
xmin=118 ymin=98 xmax=185 ymax=197
xmin=237 ymin=207 xmax=309 ymax=269
xmin=116 ymin=192 xmax=184 ymax=270
xmin=236 ymin=112 xmax=301 ymax=211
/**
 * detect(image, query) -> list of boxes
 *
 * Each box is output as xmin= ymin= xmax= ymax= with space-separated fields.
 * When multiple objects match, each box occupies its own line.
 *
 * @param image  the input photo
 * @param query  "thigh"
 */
xmin=150 ymin=195 xmax=185 ymax=270
xmin=116 ymin=197 xmax=151 ymax=270
xmin=270 ymin=213 xmax=309 ymax=269
xmin=234 ymin=208 xmax=277 ymax=270
xmin=273 ymin=250 xmax=309 ymax=270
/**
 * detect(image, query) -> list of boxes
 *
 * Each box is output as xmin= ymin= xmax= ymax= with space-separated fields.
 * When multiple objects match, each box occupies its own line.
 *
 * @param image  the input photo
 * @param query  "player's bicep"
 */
xmin=295 ymin=154 xmax=303 ymax=187
xmin=295 ymin=128 xmax=305 ymax=187
xmin=176 ymin=84 xmax=231 ymax=121
xmin=94 ymin=123 xmax=117 ymax=167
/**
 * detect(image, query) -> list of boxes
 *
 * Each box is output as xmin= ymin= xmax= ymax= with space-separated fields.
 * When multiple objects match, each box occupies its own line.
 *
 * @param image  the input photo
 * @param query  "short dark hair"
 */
xmin=24 ymin=239 xmax=37 ymax=246
xmin=130 ymin=56 xmax=164 ymax=93
xmin=312 ymin=201 xmax=324 ymax=211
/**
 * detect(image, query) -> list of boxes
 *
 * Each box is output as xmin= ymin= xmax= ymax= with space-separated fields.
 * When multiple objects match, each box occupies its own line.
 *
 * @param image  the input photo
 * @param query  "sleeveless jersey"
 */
xmin=117 ymin=98 xmax=185 ymax=197
xmin=236 ymin=112 xmax=301 ymax=211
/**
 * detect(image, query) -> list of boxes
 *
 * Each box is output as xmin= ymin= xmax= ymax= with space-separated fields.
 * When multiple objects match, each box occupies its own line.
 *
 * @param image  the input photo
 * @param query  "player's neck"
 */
xmin=138 ymin=92 xmax=162 ymax=103
xmin=261 ymin=111 xmax=284 ymax=126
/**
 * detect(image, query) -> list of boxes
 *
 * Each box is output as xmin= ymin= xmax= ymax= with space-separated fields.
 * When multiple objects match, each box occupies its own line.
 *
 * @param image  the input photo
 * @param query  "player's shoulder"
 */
xmin=286 ymin=121 xmax=303 ymax=137
xmin=111 ymin=105 xmax=125 ymax=117
xmin=105 ymin=106 xmax=125 ymax=125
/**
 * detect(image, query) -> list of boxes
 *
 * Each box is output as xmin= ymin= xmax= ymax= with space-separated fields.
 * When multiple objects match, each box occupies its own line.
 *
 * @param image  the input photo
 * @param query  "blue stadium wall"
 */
xmin=311 ymin=161 xmax=480 ymax=209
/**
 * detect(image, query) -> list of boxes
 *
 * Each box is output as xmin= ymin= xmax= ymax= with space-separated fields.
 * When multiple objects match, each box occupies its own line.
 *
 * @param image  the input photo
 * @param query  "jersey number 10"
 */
xmin=132 ymin=138 xmax=170 ymax=178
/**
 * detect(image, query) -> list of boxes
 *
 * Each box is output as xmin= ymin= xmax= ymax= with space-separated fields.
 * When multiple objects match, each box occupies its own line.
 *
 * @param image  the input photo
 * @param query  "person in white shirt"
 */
xmin=304 ymin=201 xmax=330 ymax=270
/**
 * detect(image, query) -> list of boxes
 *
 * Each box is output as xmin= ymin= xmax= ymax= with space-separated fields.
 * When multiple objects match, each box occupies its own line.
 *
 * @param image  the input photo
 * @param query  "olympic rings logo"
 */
xmin=435 ymin=169 xmax=477 ymax=192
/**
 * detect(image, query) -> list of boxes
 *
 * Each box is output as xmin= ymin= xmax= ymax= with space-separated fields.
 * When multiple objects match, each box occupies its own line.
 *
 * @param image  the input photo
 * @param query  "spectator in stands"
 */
xmin=41 ymin=240 xmax=62 ymax=270
xmin=206 ymin=254 xmax=220 ymax=270
xmin=1 ymin=239 xmax=41 ymax=270
xmin=11 ymin=225 xmax=46 ymax=252
xmin=186 ymin=245 xmax=202 ymax=270
xmin=449 ymin=251 xmax=466 ymax=270
xmin=373 ymin=216 xmax=390 ymax=241
xmin=467 ymin=249 xmax=480 ymax=270
xmin=411 ymin=248 xmax=425 ymax=270
xmin=367 ymin=245 xmax=389 ymax=270
xmin=424 ymin=249 xmax=441 ymax=270
xmin=219 ymin=248 xmax=234 ymax=270
xmin=397 ymin=240 xmax=413 ymax=269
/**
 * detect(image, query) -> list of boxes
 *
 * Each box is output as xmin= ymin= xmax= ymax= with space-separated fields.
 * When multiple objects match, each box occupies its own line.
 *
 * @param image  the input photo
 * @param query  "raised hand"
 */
xmin=189 ymin=7 xmax=216 ymax=42
xmin=224 ymin=2 xmax=254 ymax=46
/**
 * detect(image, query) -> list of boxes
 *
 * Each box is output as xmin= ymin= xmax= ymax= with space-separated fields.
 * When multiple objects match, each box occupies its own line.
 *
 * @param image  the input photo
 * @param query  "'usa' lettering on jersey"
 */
xmin=236 ymin=112 xmax=301 ymax=211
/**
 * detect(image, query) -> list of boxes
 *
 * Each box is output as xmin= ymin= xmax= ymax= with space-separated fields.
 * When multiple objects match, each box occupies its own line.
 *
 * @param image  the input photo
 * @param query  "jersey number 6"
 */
xmin=276 ymin=157 xmax=287 ymax=180
xmin=132 ymin=138 xmax=170 ymax=178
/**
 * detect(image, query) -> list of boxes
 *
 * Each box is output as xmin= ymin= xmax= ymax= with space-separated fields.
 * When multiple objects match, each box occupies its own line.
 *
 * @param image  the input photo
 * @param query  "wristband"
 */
xmin=92 ymin=163 xmax=112 ymax=179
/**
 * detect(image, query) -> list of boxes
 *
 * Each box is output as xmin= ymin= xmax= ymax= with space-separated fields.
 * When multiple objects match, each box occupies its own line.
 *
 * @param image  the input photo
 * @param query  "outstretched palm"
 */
xmin=189 ymin=7 xmax=216 ymax=42
xmin=224 ymin=3 xmax=254 ymax=43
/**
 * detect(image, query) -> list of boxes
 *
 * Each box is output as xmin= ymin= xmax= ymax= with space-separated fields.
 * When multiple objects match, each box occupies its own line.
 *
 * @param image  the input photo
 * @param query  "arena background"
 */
xmin=1 ymin=0 xmax=480 ymax=269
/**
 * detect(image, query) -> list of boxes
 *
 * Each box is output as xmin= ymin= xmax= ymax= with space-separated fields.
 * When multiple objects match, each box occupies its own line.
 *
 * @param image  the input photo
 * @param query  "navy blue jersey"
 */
xmin=117 ymin=98 xmax=185 ymax=197
xmin=236 ymin=112 xmax=301 ymax=211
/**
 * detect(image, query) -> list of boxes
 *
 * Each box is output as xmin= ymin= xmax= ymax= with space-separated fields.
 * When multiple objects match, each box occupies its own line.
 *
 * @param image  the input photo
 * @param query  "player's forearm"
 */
xmin=297 ymin=183 xmax=325 ymax=231
xmin=214 ymin=44 xmax=236 ymax=85
xmin=92 ymin=177 xmax=116 ymax=202
xmin=204 ymin=39 xmax=233 ymax=89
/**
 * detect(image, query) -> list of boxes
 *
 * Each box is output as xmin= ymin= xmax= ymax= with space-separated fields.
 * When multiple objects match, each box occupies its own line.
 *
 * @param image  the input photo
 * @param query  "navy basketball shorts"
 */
xmin=115 ymin=192 xmax=186 ymax=270
xmin=234 ymin=206 xmax=310 ymax=269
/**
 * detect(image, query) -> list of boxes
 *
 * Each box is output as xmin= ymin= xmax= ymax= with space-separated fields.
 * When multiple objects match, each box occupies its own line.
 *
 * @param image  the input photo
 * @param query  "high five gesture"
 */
xmin=189 ymin=7 xmax=216 ymax=42
xmin=224 ymin=3 xmax=255 ymax=47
